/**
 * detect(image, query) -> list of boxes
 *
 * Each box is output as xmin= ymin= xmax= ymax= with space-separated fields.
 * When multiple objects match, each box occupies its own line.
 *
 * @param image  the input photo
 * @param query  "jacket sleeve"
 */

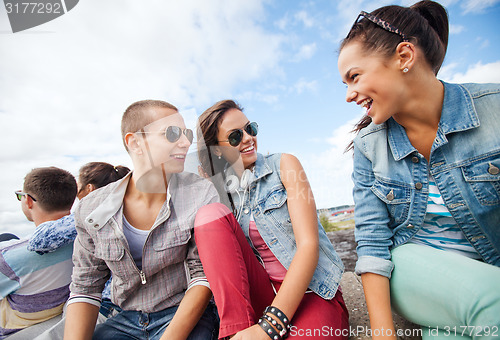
xmin=352 ymin=144 xmax=395 ymax=278
xmin=69 ymin=205 xmax=110 ymax=296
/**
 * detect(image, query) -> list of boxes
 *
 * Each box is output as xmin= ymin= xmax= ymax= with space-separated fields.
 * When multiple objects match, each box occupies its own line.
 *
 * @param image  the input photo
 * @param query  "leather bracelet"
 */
xmin=258 ymin=317 xmax=282 ymax=340
xmin=265 ymin=306 xmax=291 ymax=332
xmin=264 ymin=314 xmax=284 ymax=332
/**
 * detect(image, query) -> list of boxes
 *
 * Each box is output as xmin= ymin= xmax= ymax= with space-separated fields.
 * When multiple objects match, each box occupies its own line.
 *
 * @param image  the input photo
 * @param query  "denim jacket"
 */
xmin=231 ymin=153 xmax=344 ymax=299
xmin=353 ymin=82 xmax=500 ymax=278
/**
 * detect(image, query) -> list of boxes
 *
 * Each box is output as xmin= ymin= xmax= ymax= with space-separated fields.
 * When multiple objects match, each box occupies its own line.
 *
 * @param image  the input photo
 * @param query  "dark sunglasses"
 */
xmin=15 ymin=191 xmax=37 ymax=202
xmin=137 ymin=126 xmax=194 ymax=144
xmin=219 ymin=122 xmax=258 ymax=147
xmin=351 ymin=10 xmax=409 ymax=42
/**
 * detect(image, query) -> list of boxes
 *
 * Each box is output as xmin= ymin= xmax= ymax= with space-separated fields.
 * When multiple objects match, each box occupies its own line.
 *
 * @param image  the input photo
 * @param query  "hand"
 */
xmin=232 ymin=324 xmax=269 ymax=340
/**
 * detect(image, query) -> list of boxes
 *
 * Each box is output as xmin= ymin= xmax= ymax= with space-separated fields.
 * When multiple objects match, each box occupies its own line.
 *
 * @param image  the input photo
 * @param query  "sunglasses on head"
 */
xmin=15 ymin=191 xmax=37 ymax=202
xmin=350 ymin=10 xmax=409 ymax=42
xmin=219 ymin=122 xmax=258 ymax=147
xmin=137 ymin=126 xmax=194 ymax=144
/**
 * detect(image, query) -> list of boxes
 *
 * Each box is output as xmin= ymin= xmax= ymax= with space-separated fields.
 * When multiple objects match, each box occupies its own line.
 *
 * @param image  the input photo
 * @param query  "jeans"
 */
xmin=390 ymin=244 xmax=500 ymax=340
xmin=93 ymin=301 xmax=218 ymax=340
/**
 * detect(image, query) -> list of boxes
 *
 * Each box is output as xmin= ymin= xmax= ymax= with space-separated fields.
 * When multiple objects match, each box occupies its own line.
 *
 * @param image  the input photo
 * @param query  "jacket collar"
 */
xmin=253 ymin=153 xmax=273 ymax=180
xmin=85 ymin=171 xmax=172 ymax=230
xmin=387 ymin=81 xmax=480 ymax=161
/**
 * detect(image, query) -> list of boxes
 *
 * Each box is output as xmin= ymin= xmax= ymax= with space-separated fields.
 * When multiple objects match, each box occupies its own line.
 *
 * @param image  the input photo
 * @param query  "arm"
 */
xmin=235 ymin=154 xmax=319 ymax=340
xmin=361 ymin=273 xmax=396 ymax=339
xmin=352 ymin=145 xmax=396 ymax=338
xmin=271 ymin=153 xmax=319 ymax=318
xmin=63 ymin=302 xmax=100 ymax=340
xmin=159 ymin=285 xmax=212 ymax=340
xmin=64 ymin=207 xmax=109 ymax=339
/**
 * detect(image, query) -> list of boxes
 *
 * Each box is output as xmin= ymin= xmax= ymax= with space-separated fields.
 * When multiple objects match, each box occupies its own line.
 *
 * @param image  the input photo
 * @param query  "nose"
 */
xmin=241 ymin=129 xmax=254 ymax=144
xmin=345 ymin=87 xmax=357 ymax=103
xmin=178 ymin=132 xmax=192 ymax=148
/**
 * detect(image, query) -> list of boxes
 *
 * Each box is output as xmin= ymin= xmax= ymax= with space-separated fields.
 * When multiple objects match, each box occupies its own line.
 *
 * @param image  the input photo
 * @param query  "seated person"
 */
xmin=0 ymin=167 xmax=77 ymax=339
xmin=64 ymin=100 xmax=219 ymax=340
xmin=9 ymin=162 xmax=130 ymax=340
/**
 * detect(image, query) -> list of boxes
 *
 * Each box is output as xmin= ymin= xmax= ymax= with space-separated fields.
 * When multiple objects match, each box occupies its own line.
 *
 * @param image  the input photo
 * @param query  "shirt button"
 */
xmin=412 ymin=156 xmax=419 ymax=163
xmin=386 ymin=190 xmax=394 ymax=201
xmin=243 ymin=207 xmax=250 ymax=214
xmin=94 ymin=224 xmax=99 ymax=228
xmin=415 ymin=182 xmax=423 ymax=190
xmin=88 ymin=218 xmax=94 ymax=223
xmin=407 ymin=224 xmax=415 ymax=229
xmin=488 ymin=163 xmax=500 ymax=175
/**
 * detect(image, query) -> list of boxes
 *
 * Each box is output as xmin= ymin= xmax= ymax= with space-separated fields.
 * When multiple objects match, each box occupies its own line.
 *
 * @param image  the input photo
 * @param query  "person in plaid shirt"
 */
xmin=64 ymin=100 xmax=219 ymax=340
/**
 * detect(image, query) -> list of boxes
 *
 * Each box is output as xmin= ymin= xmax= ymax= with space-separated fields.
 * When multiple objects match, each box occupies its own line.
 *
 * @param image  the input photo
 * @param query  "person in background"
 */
xmin=64 ymin=100 xmax=219 ymax=340
xmin=338 ymin=1 xmax=500 ymax=338
xmin=12 ymin=162 xmax=131 ymax=340
xmin=77 ymin=162 xmax=131 ymax=200
xmin=195 ymin=99 xmax=348 ymax=340
xmin=1 ymin=167 xmax=77 ymax=339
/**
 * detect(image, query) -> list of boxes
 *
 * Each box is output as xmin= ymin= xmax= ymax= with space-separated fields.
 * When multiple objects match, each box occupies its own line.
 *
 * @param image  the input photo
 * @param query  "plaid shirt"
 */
xmin=69 ymin=172 xmax=218 ymax=313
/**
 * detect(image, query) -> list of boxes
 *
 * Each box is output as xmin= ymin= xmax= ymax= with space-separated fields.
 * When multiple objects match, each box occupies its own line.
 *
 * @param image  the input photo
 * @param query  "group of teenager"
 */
xmin=1 ymin=1 xmax=499 ymax=339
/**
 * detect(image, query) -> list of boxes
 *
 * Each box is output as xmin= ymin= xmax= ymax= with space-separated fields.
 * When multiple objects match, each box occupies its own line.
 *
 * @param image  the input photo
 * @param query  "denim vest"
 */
xmin=353 ymin=82 xmax=500 ymax=278
xmin=231 ymin=153 xmax=344 ymax=299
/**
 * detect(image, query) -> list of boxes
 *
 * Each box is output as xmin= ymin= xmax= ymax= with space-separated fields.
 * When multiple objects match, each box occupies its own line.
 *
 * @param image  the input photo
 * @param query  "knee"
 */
xmin=195 ymin=203 xmax=233 ymax=229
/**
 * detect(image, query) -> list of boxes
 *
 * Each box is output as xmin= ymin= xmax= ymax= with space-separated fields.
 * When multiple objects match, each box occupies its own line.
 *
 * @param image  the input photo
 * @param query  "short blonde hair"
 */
xmin=121 ymin=100 xmax=178 ymax=150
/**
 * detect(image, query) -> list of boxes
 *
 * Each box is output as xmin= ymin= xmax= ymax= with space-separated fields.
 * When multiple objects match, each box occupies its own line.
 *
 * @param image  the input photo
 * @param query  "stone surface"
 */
xmin=329 ymin=229 xmax=422 ymax=340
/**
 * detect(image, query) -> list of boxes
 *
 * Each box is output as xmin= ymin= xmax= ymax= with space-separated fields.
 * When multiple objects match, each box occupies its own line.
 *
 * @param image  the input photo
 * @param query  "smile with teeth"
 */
xmin=241 ymin=145 xmax=254 ymax=153
xmin=172 ymin=154 xmax=186 ymax=159
xmin=360 ymin=98 xmax=373 ymax=109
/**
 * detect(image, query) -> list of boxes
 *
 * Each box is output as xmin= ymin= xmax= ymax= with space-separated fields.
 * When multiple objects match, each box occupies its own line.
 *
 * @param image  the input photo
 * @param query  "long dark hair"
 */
xmin=197 ymin=99 xmax=244 ymax=214
xmin=78 ymin=162 xmax=130 ymax=196
xmin=343 ymin=0 xmax=449 ymax=151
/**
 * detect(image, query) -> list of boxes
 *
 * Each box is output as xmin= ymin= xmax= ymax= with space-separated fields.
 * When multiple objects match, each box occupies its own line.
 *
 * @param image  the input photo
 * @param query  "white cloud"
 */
xmin=292 ymin=43 xmax=317 ymax=62
xmin=0 ymin=0 xmax=286 ymax=235
xmin=292 ymin=78 xmax=318 ymax=94
xmin=295 ymin=10 xmax=315 ymax=28
xmin=460 ymin=0 xmax=500 ymax=13
xmin=449 ymin=24 xmax=465 ymax=34
xmin=298 ymin=118 xmax=359 ymax=209
xmin=441 ymin=61 xmax=500 ymax=83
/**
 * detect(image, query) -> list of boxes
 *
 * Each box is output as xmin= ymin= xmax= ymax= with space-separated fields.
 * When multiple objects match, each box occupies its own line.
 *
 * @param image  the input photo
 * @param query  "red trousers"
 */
xmin=194 ymin=203 xmax=349 ymax=339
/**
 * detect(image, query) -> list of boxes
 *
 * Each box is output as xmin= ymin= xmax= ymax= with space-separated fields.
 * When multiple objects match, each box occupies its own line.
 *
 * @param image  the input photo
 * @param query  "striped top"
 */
xmin=409 ymin=175 xmax=481 ymax=259
xmin=0 ymin=216 xmax=74 ymax=338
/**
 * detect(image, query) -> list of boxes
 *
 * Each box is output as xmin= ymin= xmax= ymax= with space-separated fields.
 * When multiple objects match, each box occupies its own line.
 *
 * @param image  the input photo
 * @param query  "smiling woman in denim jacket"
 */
xmin=195 ymin=100 xmax=348 ymax=340
xmin=338 ymin=1 xmax=500 ymax=339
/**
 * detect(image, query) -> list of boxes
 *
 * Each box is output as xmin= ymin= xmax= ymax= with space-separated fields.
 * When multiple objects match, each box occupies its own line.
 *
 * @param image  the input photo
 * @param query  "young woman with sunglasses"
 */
xmin=195 ymin=100 xmax=348 ymax=340
xmin=338 ymin=1 xmax=500 ymax=338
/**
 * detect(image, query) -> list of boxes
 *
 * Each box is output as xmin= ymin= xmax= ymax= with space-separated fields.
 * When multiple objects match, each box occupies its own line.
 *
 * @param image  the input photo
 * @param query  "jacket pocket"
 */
xmin=260 ymin=185 xmax=292 ymax=226
xmin=461 ymin=155 xmax=500 ymax=206
xmin=95 ymin=239 xmax=125 ymax=262
xmin=371 ymin=178 xmax=411 ymax=226
xmin=261 ymin=185 xmax=287 ymax=212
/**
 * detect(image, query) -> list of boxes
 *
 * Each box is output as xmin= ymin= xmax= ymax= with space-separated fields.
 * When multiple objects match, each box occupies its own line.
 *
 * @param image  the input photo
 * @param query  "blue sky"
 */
xmin=1 ymin=0 xmax=499 ymax=237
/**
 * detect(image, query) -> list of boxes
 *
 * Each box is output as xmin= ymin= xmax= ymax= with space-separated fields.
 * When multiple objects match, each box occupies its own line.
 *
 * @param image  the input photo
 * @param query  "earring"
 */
xmin=217 ymin=155 xmax=221 ymax=160
xmin=403 ymin=67 xmax=409 ymax=73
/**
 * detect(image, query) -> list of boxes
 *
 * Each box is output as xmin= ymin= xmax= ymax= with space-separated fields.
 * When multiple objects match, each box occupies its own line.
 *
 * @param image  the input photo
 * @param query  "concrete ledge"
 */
xmin=340 ymin=272 xmax=422 ymax=340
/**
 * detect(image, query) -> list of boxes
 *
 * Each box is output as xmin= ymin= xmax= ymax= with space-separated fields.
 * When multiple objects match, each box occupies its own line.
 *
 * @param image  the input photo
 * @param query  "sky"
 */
xmin=1 ymin=0 xmax=499 ymax=238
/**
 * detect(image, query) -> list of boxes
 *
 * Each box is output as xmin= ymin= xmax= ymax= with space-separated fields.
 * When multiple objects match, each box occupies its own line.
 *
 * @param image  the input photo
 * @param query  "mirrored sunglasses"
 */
xmin=15 ymin=191 xmax=37 ymax=201
xmin=219 ymin=122 xmax=258 ymax=147
xmin=137 ymin=126 xmax=194 ymax=144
